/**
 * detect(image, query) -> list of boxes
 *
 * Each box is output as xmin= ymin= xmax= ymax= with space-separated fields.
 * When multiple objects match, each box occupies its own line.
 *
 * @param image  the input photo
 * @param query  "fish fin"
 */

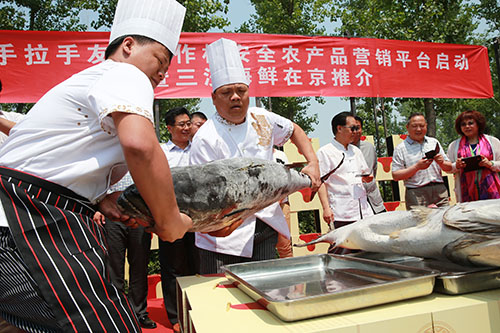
xmin=389 ymin=230 xmax=400 ymax=239
xmin=443 ymin=201 xmax=500 ymax=234
xmin=410 ymin=206 xmax=435 ymax=227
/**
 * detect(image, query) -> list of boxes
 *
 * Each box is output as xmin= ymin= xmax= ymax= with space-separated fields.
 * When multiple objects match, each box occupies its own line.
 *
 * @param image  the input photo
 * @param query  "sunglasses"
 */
xmin=343 ymin=125 xmax=361 ymax=132
xmin=460 ymin=120 xmax=475 ymax=127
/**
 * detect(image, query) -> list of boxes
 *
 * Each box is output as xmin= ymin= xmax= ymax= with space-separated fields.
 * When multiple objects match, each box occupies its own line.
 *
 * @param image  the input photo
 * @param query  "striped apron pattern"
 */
xmin=0 ymin=227 xmax=61 ymax=333
xmin=0 ymin=167 xmax=140 ymax=332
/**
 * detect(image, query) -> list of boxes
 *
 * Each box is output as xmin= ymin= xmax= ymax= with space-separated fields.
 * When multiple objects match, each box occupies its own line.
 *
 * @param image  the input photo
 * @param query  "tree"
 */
xmin=473 ymin=0 xmax=500 ymax=141
xmin=236 ymin=0 xmax=328 ymax=133
xmin=0 ymin=0 xmax=99 ymax=31
xmin=475 ymin=0 xmax=500 ymax=34
xmin=331 ymin=0 xmax=478 ymax=141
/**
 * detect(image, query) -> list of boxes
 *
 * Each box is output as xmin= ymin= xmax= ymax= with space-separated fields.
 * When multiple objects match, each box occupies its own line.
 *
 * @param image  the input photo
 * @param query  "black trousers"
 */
xmin=104 ymin=219 xmax=151 ymax=320
xmin=158 ymin=232 xmax=197 ymax=325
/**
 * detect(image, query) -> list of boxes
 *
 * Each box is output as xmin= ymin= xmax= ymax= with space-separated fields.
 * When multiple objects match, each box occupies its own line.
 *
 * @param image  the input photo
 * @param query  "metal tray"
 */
xmin=350 ymin=252 xmax=500 ymax=295
xmin=222 ymin=254 xmax=437 ymax=321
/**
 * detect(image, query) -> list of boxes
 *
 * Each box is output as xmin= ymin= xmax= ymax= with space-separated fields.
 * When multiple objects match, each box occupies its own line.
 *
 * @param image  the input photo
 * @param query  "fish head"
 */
xmin=117 ymin=185 xmax=155 ymax=227
xmin=331 ymin=226 xmax=364 ymax=250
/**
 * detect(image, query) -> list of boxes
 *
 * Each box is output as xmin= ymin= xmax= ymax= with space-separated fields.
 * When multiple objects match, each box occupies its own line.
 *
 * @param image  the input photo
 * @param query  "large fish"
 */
xmin=295 ymin=199 xmax=500 ymax=267
xmin=117 ymin=157 xmax=311 ymax=233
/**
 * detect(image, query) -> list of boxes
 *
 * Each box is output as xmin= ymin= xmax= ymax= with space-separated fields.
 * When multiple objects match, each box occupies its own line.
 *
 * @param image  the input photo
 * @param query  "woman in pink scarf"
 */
xmin=447 ymin=110 xmax=500 ymax=202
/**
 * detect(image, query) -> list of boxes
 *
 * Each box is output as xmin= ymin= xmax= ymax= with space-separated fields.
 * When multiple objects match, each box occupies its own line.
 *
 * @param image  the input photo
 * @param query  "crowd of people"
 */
xmin=0 ymin=0 xmax=498 ymax=332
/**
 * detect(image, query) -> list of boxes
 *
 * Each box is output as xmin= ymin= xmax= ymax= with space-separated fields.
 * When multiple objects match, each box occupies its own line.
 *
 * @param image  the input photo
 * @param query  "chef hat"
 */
xmin=207 ymin=38 xmax=250 ymax=91
xmin=109 ymin=0 xmax=186 ymax=55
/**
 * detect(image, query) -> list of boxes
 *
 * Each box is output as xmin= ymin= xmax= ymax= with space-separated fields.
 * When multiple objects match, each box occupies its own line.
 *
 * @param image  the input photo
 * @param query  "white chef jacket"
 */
xmin=0 ymin=60 xmax=155 ymax=227
xmin=317 ymin=139 xmax=374 ymax=221
xmin=189 ymin=107 xmax=294 ymax=257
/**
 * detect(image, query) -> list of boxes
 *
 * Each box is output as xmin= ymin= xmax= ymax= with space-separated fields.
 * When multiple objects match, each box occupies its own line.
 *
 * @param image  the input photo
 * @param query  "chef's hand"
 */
xmin=322 ymin=206 xmax=334 ymax=226
xmin=302 ymin=161 xmax=321 ymax=192
xmin=97 ymin=192 xmax=138 ymax=226
xmin=207 ymin=219 xmax=244 ymax=238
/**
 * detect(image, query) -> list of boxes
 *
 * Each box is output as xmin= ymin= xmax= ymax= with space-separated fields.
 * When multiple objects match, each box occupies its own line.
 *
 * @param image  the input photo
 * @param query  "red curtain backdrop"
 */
xmin=0 ymin=30 xmax=493 ymax=103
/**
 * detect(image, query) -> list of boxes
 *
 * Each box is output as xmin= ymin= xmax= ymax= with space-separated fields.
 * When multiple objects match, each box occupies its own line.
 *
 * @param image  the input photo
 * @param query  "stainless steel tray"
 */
xmin=222 ymin=254 xmax=437 ymax=321
xmin=350 ymin=252 xmax=500 ymax=295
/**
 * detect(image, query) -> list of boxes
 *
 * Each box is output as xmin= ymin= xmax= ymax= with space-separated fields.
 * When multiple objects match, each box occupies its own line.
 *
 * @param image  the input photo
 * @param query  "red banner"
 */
xmin=0 ymin=30 xmax=494 ymax=103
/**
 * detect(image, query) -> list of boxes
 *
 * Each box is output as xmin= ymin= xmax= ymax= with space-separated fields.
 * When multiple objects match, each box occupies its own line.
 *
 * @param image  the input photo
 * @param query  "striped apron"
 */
xmin=0 ymin=167 xmax=140 ymax=332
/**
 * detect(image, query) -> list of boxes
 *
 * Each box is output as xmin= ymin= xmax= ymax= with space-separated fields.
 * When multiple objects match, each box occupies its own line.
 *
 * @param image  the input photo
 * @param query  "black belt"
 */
xmin=412 ymin=181 xmax=443 ymax=189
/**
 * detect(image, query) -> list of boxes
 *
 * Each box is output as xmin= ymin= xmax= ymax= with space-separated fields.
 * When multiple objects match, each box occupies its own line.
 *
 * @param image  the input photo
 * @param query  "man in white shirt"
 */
xmin=392 ymin=113 xmax=452 ymax=209
xmin=317 ymin=112 xmax=374 ymax=254
xmin=0 ymin=0 xmax=191 ymax=331
xmin=190 ymin=38 xmax=320 ymax=274
xmin=158 ymin=106 xmax=196 ymax=333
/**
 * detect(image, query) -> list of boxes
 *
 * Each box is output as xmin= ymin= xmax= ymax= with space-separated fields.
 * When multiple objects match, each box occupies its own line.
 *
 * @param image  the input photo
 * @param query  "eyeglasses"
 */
xmin=460 ymin=120 xmax=475 ymax=127
xmin=174 ymin=121 xmax=192 ymax=128
xmin=343 ymin=125 xmax=361 ymax=132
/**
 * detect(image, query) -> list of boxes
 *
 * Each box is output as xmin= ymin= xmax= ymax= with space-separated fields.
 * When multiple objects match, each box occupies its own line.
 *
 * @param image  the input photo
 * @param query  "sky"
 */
xmin=197 ymin=1 xmax=349 ymax=146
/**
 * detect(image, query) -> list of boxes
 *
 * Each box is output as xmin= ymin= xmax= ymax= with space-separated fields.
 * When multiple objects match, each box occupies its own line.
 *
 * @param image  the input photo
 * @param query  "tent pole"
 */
xmin=493 ymin=37 xmax=500 ymax=96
